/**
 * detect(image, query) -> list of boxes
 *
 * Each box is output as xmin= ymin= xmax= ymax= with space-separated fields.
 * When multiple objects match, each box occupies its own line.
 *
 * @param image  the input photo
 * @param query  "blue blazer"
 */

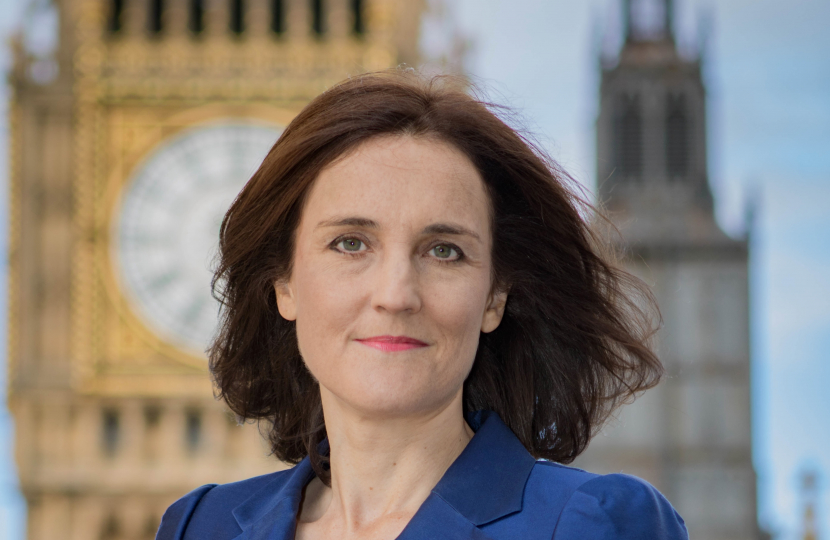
xmin=157 ymin=411 xmax=688 ymax=539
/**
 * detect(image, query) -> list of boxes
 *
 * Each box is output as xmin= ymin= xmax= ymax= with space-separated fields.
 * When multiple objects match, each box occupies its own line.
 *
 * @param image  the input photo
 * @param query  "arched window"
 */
xmin=311 ymin=0 xmax=325 ymax=36
xmin=108 ymin=0 xmax=125 ymax=33
xmin=230 ymin=0 xmax=245 ymax=35
xmin=185 ymin=409 xmax=203 ymax=453
xmin=665 ymin=94 xmax=690 ymax=177
xmin=102 ymin=409 xmax=120 ymax=456
xmin=613 ymin=94 xmax=643 ymax=177
xmin=189 ymin=0 xmax=205 ymax=34
xmin=101 ymin=513 xmax=121 ymax=540
xmin=144 ymin=406 xmax=160 ymax=429
xmin=271 ymin=0 xmax=286 ymax=34
xmin=149 ymin=0 xmax=164 ymax=35
xmin=352 ymin=0 xmax=365 ymax=35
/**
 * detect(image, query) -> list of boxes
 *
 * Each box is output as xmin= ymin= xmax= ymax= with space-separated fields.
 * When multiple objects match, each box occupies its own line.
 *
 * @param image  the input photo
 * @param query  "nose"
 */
xmin=370 ymin=248 xmax=422 ymax=315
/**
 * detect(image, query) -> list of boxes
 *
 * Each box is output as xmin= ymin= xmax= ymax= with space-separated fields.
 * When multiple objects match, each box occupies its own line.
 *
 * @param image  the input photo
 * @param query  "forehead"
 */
xmin=301 ymin=136 xmax=491 ymax=232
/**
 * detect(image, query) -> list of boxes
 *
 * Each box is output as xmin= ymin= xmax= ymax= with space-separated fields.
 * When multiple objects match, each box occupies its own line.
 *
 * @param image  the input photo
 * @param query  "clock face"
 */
xmin=114 ymin=121 xmax=283 ymax=356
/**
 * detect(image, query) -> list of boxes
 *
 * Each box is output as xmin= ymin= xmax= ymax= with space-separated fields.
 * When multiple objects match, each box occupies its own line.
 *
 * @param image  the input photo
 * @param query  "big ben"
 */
xmin=7 ymin=1 xmax=424 ymax=538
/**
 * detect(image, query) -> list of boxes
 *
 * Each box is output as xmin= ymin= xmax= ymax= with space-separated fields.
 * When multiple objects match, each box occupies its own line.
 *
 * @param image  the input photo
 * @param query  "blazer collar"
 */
xmin=431 ymin=410 xmax=536 ymax=526
xmin=231 ymin=457 xmax=315 ymax=540
xmin=232 ymin=410 xmax=536 ymax=538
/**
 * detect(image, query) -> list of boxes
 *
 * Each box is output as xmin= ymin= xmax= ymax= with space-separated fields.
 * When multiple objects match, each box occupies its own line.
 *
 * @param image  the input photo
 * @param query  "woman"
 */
xmin=157 ymin=70 xmax=688 ymax=540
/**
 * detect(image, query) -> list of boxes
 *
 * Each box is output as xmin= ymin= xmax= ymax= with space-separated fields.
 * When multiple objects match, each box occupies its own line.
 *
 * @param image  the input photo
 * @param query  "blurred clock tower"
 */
xmin=573 ymin=1 xmax=760 ymax=539
xmin=7 ymin=1 xmax=424 ymax=538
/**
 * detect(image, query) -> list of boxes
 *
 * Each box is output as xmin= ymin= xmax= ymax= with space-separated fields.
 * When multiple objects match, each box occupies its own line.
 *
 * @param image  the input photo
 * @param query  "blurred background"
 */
xmin=0 ymin=0 xmax=827 ymax=539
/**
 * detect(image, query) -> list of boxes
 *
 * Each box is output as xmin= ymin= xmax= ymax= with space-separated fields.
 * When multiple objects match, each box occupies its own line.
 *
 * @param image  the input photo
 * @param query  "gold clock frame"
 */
xmin=103 ymin=106 xmax=292 ymax=360
xmin=66 ymin=0 xmax=405 ymax=397
xmin=76 ymin=102 xmax=301 ymax=396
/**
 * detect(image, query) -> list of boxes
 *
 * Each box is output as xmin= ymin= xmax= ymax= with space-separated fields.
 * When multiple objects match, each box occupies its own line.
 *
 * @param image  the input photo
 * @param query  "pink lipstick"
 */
xmin=355 ymin=335 xmax=429 ymax=352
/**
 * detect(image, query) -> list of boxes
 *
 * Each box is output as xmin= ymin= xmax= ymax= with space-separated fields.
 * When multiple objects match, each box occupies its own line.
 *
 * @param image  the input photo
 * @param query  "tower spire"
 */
xmin=624 ymin=0 xmax=675 ymax=42
xmin=623 ymin=0 xmax=633 ymax=42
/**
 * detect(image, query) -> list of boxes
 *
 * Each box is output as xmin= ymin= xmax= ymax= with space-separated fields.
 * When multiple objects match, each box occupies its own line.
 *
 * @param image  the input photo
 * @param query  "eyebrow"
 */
xmin=422 ymin=223 xmax=482 ymax=242
xmin=316 ymin=217 xmax=379 ymax=229
xmin=315 ymin=217 xmax=482 ymax=242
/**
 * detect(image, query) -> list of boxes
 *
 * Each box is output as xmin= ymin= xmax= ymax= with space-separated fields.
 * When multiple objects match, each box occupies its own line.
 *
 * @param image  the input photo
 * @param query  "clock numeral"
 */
xmin=116 ymin=123 xmax=283 ymax=355
xmin=181 ymin=295 xmax=209 ymax=325
xmin=146 ymin=268 xmax=181 ymax=293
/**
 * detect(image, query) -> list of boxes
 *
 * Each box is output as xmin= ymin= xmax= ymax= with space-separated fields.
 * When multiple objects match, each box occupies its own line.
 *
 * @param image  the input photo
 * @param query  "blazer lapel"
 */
xmin=233 ymin=498 xmax=300 ymax=540
xmin=431 ymin=411 xmax=536 ymax=526
xmin=231 ymin=411 xmax=534 ymax=540
xmin=397 ymin=494 xmax=497 ymax=540
xmin=399 ymin=411 xmax=536 ymax=539
xmin=231 ymin=458 xmax=315 ymax=540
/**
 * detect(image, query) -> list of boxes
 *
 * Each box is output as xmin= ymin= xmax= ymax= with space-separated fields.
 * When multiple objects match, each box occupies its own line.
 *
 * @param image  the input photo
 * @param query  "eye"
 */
xmin=429 ymin=244 xmax=461 ymax=261
xmin=335 ymin=237 xmax=365 ymax=253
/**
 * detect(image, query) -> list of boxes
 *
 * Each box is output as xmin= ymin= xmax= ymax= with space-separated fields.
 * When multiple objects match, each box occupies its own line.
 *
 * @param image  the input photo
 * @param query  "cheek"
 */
xmin=423 ymin=275 xmax=491 ymax=357
xmin=293 ymin=246 xmax=360 ymax=316
xmin=290 ymin=257 xmax=369 ymax=376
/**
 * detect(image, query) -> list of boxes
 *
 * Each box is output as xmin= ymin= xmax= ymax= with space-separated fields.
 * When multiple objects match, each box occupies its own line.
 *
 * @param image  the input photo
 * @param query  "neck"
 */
xmin=305 ymin=390 xmax=473 ymax=532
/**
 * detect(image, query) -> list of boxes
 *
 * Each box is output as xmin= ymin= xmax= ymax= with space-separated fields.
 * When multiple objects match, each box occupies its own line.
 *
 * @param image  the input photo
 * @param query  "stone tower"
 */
xmin=573 ymin=1 xmax=759 ymax=539
xmin=6 ymin=1 xmax=423 ymax=539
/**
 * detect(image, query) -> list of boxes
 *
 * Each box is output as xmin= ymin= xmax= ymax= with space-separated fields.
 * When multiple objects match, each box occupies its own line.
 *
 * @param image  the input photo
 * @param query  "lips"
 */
xmin=355 ymin=335 xmax=429 ymax=352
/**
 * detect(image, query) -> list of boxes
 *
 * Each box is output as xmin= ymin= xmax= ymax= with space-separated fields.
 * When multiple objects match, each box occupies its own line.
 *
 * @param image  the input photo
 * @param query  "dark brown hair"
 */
xmin=209 ymin=69 xmax=663 ymax=484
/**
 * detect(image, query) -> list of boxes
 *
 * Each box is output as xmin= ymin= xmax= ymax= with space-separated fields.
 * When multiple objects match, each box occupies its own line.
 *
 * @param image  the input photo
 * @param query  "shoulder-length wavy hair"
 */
xmin=209 ymin=69 xmax=662 ymax=485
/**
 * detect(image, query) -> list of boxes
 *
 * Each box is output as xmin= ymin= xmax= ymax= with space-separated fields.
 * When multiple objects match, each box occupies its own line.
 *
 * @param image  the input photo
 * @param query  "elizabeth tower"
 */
xmin=7 ymin=1 xmax=423 ymax=538
xmin=573 ymin=1 xmax=759 ymax=539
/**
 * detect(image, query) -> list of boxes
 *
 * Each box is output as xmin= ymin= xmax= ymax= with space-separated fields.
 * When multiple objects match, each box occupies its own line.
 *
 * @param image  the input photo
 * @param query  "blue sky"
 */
xmin=1 ymin=1 xmax=829 ymax=539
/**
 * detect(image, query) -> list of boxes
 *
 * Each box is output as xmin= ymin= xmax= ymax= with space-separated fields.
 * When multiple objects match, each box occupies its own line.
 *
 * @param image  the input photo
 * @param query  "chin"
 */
xmin=328 ymin=376 xmax=461 ymax=419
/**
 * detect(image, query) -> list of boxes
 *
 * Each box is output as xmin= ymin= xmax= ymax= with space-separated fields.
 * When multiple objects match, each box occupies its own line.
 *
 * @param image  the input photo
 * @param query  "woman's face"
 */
xmin=275 ymin=136 xmax=507 ymax=418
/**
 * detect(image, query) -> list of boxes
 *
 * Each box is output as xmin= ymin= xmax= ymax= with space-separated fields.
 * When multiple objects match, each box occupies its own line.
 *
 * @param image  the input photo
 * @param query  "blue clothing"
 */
xmin=157 ymin=411 xmax=688 ymax=539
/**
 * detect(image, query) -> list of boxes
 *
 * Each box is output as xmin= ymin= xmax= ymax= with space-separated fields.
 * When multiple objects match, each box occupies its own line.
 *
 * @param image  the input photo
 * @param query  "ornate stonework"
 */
xmin=8 ymin=1 xmax=424 ymax=538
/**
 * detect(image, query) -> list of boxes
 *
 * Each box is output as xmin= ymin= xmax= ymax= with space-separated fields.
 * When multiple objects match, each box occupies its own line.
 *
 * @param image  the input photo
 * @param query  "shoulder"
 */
xmin=540 ymin=466 xmax=688 ymax=540
xmin=506 ymin=462 xmax=687 ymax=540
xmin=156 ymin=469 xmax=293 ymax=540
xmin=512 ymin=461 xmax=601 ymax=534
